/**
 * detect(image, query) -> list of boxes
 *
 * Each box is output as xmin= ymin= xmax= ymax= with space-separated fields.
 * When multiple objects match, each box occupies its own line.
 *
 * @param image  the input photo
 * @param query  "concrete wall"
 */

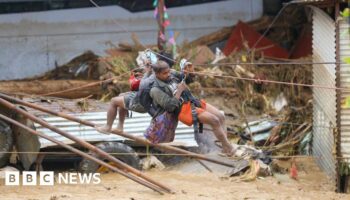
xmin=0 ymin=0 xmax=263 ymax=80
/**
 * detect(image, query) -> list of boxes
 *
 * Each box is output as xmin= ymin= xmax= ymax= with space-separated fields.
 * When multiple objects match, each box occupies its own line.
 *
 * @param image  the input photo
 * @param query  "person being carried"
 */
xmin=144 ymin=60 xmax=235 ymax=156
xmin=95 ymin=50 xmax=157 ymax=133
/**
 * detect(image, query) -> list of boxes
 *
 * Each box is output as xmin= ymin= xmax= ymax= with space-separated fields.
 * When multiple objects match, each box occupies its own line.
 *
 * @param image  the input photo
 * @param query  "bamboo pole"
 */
xmin=0 ymin=97 xmax=172 ymax=193
xmin=157 ymin=0 xmax=165 ymax=50
xmin=0 ymin=93 xmax=234 ymax=168
xmin=0 ymin=114 xmax=164 ymax=194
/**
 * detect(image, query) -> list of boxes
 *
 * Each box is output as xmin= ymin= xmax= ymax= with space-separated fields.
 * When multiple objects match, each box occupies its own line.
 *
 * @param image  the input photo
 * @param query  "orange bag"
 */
xmin=178 ymin=101 xmax=193 ymax=126
xmin=178 ymin=100 xmax=206 ymax=126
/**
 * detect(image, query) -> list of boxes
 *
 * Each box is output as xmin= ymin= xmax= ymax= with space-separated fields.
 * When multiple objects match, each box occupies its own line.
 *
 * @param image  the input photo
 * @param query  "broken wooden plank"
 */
xmin=0 ymin=80 xmax=105 ymax=99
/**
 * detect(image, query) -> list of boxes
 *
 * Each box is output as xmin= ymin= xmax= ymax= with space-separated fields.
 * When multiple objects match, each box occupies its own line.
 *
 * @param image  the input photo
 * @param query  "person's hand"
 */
xmin=143 ymin=64 xmax=152 ymax=73
xmin=177 ymin=82 xmax=187 ymax=93
xmin=174 ymin=82 xmax=187 ymax=99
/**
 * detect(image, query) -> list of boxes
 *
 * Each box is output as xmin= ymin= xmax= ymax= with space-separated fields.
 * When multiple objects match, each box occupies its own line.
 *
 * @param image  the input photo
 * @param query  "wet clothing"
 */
xmin=123 ymin=71 xmax=154 ymax=113
xmin=144 ymin=112 xmax=178 ymax=144
xmin=123 ymin=91 xmax=147 ymax=113
xmin=149 ymin=76 xmax=182 ymax=118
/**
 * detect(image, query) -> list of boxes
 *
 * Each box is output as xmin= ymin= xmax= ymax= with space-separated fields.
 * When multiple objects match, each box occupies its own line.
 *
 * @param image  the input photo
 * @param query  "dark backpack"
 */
xmin=135 ymin=78 xmax=155 ymax=116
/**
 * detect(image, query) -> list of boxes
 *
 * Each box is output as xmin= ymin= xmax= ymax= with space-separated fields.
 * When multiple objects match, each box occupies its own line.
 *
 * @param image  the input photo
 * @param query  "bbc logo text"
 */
xmin=5 ymin=171 xmax=101 ymax=186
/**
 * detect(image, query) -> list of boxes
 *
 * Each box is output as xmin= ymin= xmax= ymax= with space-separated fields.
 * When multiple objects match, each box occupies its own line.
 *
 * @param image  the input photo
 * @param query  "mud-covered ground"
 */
xmin=0 ymin=158 xmax=349 ymax=200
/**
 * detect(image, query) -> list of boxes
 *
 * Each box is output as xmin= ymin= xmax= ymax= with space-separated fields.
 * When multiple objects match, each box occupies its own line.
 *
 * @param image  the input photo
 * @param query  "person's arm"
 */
xmin=150 ymin=87 xmax=181 ymax=113
xmin=170 ymin=69 xmax=194 ymax=85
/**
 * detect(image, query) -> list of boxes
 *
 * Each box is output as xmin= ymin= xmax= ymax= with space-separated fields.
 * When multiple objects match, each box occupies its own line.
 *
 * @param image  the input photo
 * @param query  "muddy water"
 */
xmin=0 ymin=158 xmax=349 ymax=200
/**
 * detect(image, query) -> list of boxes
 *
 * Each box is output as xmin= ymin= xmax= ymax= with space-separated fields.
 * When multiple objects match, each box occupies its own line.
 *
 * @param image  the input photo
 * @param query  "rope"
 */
xmin=40 ymin=71 xmax=131 ymax=97
xmin=89 ymin=0 xmax=139 ymax=38
xmin=189 ymin=70 xmax=346 ymax=91
xmin=21 ymin=0 xmax=147 ymax=98
xmin=6 ymin=65 xmax=343 ymax=98
xmin=0 ymin=151 xmax=314 ymax=157
xmin=40 ymin=0 xmax=341 ymax=97
xmin=194 ymin=61 xmax=339 ymax=66
xmin=250 ymin=2 xmax=292 ymax=52
xmin=238 ymin=120 xmax=332 ymax=130
xmin=3 ymin=151 xmax=349 ymax=159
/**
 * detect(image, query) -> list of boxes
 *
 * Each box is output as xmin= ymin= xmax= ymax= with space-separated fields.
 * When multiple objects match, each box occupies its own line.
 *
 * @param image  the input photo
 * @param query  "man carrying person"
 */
xmin=145 ymin=60 xmax=235 ymax=156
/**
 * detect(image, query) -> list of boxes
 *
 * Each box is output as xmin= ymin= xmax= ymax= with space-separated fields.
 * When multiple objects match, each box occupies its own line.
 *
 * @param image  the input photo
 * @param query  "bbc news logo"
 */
xmin=5 ymin=171 xmax=101 ymax=186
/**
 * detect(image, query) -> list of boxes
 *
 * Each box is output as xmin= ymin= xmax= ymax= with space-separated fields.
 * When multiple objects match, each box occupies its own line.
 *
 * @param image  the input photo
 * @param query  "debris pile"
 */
xmin=1 ymin=5 xmax=314 ymax=181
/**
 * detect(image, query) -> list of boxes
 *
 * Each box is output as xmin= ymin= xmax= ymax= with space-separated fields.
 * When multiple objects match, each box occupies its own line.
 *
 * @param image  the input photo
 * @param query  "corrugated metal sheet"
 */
xmin=339 ymin=20 xmax=350 ymax=167
xmin=312 ymin=7 xmax=337 ymax=181
xmin=36 ymin=112 xmax=197 ymax=148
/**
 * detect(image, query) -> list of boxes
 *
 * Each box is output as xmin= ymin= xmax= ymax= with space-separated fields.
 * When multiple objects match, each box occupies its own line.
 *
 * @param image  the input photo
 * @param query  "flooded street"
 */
xmin=0 ymin=158 xmax=349 ymax=200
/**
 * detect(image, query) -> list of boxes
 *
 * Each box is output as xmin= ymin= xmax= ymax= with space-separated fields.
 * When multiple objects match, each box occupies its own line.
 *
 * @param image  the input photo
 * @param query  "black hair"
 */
xmin=158 ymin=51 xmax=174 ymax=68
xmin=152 ymin=60 xmax=170 ymax=73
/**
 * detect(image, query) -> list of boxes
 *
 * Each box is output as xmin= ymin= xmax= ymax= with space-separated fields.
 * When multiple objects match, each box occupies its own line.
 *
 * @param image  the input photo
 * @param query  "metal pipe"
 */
xmin=0 ymin=114 xmax=164 ymax=194
xmin=335 ymin=0 xmax=342 ymax=193
xmin=0 ymin=97 xmax=172 ymax=193
xmin=0 ymin=93 xmax=234 ymax=168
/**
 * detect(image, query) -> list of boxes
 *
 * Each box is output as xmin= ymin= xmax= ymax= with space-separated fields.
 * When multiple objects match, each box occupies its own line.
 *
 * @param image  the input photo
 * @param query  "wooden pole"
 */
xmin=157 ymin=0 xmax=165 ymax=50
xmin=0 ymin=93 xmax=234 ymax=168
xmin=0 ymin=97 xmax=172 ymax=193
xmin=0 ymin=114 xmax=164 ymax=194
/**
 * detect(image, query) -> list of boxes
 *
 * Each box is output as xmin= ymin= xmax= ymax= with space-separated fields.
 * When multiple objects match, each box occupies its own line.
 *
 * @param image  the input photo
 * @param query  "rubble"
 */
xmin=185 ymin=45 xmax=215 ymax=65
xmin=38 ymin=51 xmax=103 ymax=80
xmin=0 ymin=5 xmax=314 ymax=183
xmin=0 ymin=80 xmax=106 ymax=99
xmin=140 ymin=155 xmax=166 ymax=171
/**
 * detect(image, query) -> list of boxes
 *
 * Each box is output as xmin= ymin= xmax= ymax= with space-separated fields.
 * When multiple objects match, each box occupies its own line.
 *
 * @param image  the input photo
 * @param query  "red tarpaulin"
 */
xmin=290 ymin=25 xmax=312 ymax=59
xmin=223 ymin=21 xmax=289 ymax=59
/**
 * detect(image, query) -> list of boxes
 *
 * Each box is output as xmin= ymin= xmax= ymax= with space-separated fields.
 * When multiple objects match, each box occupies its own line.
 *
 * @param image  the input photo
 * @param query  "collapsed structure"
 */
xmin=0 ymin=0 xmax=349 ymax=194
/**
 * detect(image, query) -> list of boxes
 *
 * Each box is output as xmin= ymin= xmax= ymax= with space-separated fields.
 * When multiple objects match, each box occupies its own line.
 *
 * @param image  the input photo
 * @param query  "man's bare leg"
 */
xmin=197 ymin=111 xmax=235 ymax=156
xmin=204 ymin=103 xmax=227 ymax=136
xmin=116 ymin=107 xmax=128 ymax=132
xmin=96 ymin=96 xmax=125 ymax=133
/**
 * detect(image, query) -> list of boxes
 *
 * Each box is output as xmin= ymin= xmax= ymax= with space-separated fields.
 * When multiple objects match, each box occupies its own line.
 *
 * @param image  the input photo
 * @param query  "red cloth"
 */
xmin=290 ymin=162 xmax=298 ymax=180
xmin=129 ymin=74 xmax=141 ymax=91
xmin=223 ymin=21 xmax=289 ymax=59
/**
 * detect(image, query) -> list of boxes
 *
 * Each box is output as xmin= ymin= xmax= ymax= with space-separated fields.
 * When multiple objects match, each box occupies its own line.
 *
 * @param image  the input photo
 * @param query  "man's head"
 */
xmin=180 ymin=58 xmax=195 ymax=77
xmin=152 ymin=60 xmax=170 ymax=82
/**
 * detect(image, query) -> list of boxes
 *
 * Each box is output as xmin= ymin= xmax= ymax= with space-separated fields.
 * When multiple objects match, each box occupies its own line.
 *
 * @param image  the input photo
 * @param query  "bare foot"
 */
xmin=221 ymin=145 xmax=236 ymax=157
xmin=115 ymin=123 xmax=124 ymax=132
xmin=111 ymin=128 xmax=123 ymax=133
xmin=95 ymin=125 xmax=112 ymax=135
